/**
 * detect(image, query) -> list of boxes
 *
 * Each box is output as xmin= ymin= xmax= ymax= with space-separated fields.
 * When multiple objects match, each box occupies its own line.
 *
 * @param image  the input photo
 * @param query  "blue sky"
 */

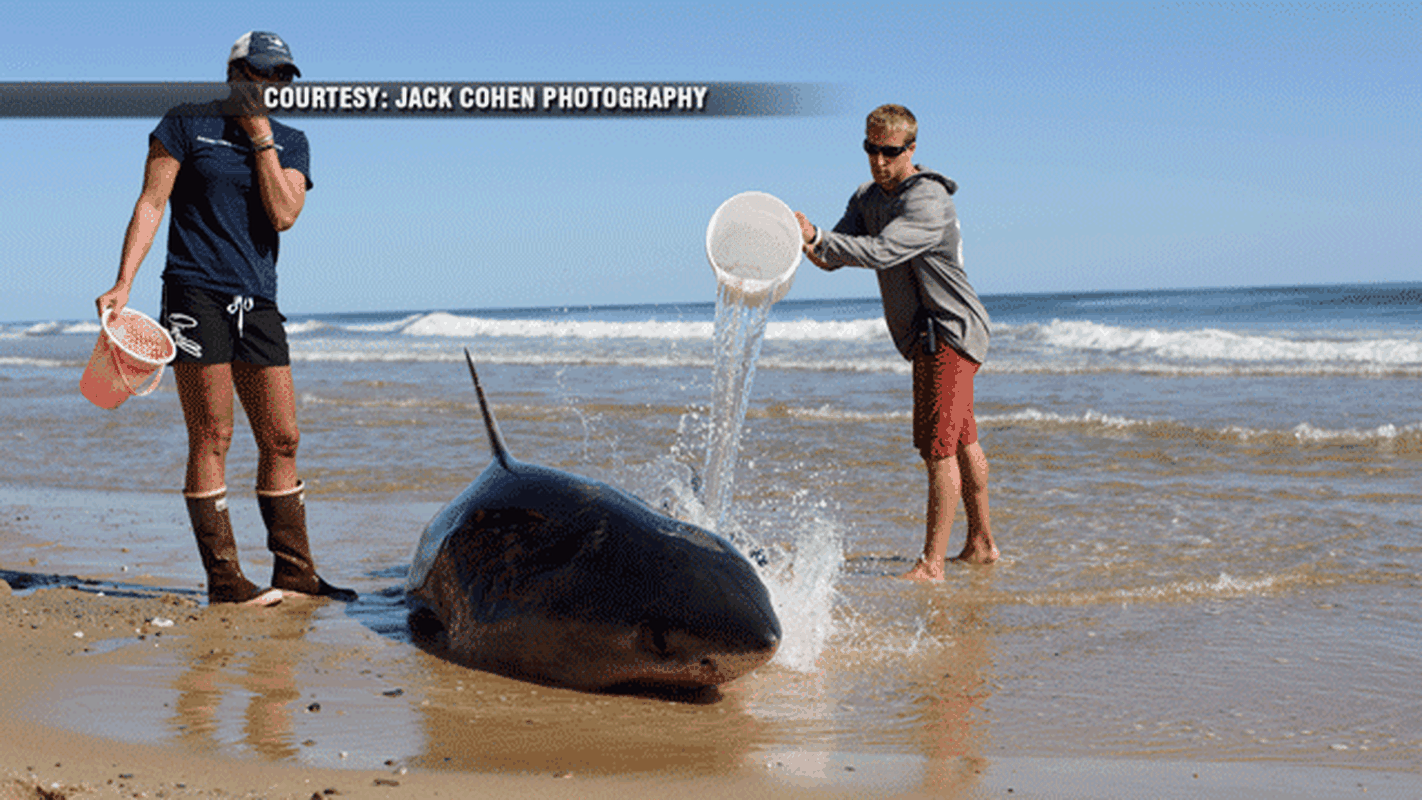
xmin=4 ymin=2 xmax=1417 ymax=322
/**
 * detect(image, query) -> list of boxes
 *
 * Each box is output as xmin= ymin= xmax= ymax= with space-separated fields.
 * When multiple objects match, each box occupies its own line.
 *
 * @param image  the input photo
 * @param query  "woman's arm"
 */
xmin=237 ymin=115 xmax=307 ymax=232
xmin=96 ymin=137 xmax=180 ymax=318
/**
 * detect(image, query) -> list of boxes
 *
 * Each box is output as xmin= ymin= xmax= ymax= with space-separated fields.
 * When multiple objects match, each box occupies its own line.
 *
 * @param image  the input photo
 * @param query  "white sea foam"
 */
xmin=1109 ymin=571 xmax=1285 ymax=603
xmin=785 ymin=406 xmax=909 ymax=423
xmin=977 ymin=408 xmax=1422 ymax=448
xmin=3 ymin=319 xmax=120 ymax=338
xmin=282 ymin=319 xmax=333 ymax=335
xmin=985 ymin=407 xmax=1149 ymax=430
xmin=1028 ymin=319 xmax=1422 ymax=366
xmin=1228 ymin=420 xmax=1422 ymax=445
xmin=343 ymin=314 xmax=425 ymax=333
xmin=1023 ymin=571 xmax=1292 ymax=607
xmin=0 ymin=321 xmax=76 ymax=336
xmin=402 ymin=311 xmax=712 ymax=340
xmin=0 ymin=356 xmax=70 ymax=368
xmin=375 ymin=311 xmax=891 ymax=343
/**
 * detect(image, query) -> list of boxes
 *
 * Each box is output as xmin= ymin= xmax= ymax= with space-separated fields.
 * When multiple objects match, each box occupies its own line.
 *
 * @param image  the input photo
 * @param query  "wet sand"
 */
xmin=0 ymin=582 xmax=874 ymax=800
xmin=3 ymin=489 xmax=1418 ymax=800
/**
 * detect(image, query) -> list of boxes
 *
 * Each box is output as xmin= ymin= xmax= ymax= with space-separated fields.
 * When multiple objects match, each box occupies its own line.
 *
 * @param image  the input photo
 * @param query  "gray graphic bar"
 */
xmin=0 ymin=82 xmax=838 ymax=118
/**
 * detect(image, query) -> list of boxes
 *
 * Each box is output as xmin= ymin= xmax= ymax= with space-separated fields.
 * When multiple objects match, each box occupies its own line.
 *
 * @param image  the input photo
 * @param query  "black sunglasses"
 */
xmin=238 ymin=61 xmax=296 ymax=82
xmin=863 ymin=139 xmax=912 ymax=158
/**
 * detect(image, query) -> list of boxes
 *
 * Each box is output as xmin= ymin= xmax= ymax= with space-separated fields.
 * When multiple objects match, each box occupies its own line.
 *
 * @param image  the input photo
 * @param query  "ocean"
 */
xmin=1 ymin=281 xmax=1419 ymax=785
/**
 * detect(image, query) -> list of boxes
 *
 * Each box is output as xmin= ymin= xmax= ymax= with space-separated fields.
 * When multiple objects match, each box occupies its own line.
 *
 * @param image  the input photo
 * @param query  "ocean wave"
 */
xmin=773 ymin=405 xmax=909 ymax=423
xmin=0 ymin=320 xmax=100 ymax=339
xmin=402 ymin=311 xmax=712 ymax=340
xmin=987 ymin=408 xmax=1422 ymax=450
xmin=281 ymin=341 xmax=1422 ymax=377
xmin=385 ymin=311 xmax=890 ymax=343
xmin=285 ymin=339 xmax=911 ymax=374
xmin=1022 ymin=319 xmax=1422 ymax=366
xmin=985 ymin=361 xmax=1422 ymax=377
xmin=0 ymin=356 xmax=72 ymax=368
xmin=291 ymin=349 xmax=704 ymax=369
xmin=344 ymin=313 xmax=426 ymax=334
xmin=1015 ymin=571 xmax=1296 ymax=607
xmin=283 ymin=319 xmax=334 ymax=335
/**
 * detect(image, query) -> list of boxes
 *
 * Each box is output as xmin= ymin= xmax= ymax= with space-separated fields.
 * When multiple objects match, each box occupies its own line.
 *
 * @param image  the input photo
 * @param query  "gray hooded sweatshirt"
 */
xmin=816 ymin=168 xmax=990 ymax=363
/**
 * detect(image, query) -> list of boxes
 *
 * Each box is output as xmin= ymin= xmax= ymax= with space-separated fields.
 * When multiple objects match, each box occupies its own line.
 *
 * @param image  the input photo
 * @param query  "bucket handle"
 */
xmin=103 ymin=308 xmax=167 ymax=398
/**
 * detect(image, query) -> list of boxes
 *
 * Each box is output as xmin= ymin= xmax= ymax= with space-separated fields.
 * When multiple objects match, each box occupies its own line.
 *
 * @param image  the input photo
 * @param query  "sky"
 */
xmin=3 ymin=1 xmax=1418 ymax=323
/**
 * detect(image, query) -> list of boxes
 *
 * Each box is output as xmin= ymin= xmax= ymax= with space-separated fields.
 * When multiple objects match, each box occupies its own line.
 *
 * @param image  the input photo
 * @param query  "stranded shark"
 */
xmin=405 ymin=351 xmax=781 ymax=692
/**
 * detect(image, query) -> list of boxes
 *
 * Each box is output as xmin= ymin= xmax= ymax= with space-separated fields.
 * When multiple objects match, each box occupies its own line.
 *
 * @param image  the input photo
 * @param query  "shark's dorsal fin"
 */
xmin=464 ymin=349 xmax=513 ymax=470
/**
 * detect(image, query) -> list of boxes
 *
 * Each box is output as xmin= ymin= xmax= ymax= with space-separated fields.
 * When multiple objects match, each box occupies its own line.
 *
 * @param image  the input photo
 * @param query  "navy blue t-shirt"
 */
xmin=151 ymin=101 xmax=312 ymax=302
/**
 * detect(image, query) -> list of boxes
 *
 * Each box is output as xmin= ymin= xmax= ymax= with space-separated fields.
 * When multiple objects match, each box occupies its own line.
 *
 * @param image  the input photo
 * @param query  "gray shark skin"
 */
xmin=405 ymin=352 xmax=781 ymax=692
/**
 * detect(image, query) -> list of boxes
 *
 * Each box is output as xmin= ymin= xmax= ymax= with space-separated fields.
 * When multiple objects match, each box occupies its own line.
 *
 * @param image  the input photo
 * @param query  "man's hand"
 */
xmin=794 ymin=211 xmax=815 ymax=244
xmin=794 ymin=210 xmax=833 ymax=269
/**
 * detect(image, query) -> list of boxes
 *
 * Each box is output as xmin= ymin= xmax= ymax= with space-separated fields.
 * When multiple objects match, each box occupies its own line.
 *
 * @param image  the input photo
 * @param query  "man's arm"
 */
xmin=816 ymin=182 xmax=949 ymax=271
xmin=796 ymin=192 xmax=868 ymax=271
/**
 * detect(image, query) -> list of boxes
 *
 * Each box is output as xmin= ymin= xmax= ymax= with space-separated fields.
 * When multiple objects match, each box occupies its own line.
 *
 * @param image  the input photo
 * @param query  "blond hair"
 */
xmin=866 ymin=104 xmax=917 ymax=144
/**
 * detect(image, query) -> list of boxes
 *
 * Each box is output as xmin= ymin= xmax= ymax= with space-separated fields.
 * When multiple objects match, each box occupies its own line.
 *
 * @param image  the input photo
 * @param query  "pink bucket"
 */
xmin=79 ymin=308 xmax=177 ymax=409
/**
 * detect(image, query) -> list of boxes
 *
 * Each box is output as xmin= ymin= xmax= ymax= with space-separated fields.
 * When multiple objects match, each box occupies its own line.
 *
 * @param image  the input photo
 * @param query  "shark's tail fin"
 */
xmin=464 ymin=348 xmax=514 ymax=470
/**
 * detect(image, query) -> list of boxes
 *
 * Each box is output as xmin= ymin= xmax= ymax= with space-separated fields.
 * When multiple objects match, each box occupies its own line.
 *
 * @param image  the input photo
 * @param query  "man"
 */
xmin=796 ymin=104 xmax=998 ymax=580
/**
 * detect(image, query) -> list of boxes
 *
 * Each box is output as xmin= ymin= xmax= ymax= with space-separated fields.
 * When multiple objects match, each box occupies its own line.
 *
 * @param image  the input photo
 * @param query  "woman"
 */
xmin=95 ymin=31 xmax=354 ymax=606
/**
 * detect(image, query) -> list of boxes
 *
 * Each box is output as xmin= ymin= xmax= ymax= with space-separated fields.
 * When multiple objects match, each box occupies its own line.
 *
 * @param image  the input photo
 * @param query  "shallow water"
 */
xmin=2 ymin=284 xmax=1420 ymax=780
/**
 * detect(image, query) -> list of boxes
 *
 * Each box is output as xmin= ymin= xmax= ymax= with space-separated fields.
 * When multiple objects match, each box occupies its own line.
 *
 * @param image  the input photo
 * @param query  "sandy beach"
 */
xmin=4 ymin=581 xmax=1414 ymax=800
xmin=3 ymin=493 xmax=1418 ymax=800
xmin=0 ymin=579 xmax=872 ymax=800
xmin=4 ymin=287 xmax=1420 ymax=798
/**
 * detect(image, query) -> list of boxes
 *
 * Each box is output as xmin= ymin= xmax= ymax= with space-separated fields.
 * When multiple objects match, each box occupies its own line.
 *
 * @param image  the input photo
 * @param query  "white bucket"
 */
xmin=79 ymin=308 xmax=177 ymax=410
xmin=705 ymin=191 xmax=802 ymax=305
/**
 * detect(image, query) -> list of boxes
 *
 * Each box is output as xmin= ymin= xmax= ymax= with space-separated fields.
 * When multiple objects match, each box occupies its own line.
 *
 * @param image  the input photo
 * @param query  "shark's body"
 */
xmin=405 ymin=353 xmax=781 ymax=691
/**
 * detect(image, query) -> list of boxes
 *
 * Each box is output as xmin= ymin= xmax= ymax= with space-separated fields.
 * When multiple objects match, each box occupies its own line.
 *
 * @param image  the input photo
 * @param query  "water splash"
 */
xmin=686 ymin=280 xmax=845 ymax=673
xmin=761 ymin=509 xmax=845 ymax=672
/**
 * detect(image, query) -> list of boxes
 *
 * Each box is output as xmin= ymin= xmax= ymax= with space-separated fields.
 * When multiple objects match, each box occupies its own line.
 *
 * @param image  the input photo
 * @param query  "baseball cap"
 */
xmin=228 ymin=31 xmax=301 ymax=77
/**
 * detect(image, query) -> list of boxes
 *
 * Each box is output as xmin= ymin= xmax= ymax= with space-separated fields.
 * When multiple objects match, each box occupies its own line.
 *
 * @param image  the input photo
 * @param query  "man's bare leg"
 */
xmin=903 ymin=455 xmax=960 ymax=581
xmin=952 ymin=441 xmax=998 ymax=564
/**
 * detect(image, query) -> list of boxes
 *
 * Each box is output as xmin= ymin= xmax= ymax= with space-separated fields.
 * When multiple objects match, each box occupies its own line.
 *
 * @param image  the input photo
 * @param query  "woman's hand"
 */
xmin=232 ymin=110 xmax=273 ymax=143
xmin=95 ymin=283 xmax=130 ymax=320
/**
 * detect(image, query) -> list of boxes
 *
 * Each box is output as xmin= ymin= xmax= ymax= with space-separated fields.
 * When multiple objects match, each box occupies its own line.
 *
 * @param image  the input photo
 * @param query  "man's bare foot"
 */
xmin=952 ymin=541 xmax=1000 ymax=565
xmin=901 ymin=556 xmax=945 ymax=581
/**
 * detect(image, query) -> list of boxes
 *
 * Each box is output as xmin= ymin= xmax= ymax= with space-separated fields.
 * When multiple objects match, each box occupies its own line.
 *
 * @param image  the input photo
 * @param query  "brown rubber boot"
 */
xmin=258 ymin=482 xmax=357 ymax=601
xmin=184 ymin=488 xmax=283 ymax=606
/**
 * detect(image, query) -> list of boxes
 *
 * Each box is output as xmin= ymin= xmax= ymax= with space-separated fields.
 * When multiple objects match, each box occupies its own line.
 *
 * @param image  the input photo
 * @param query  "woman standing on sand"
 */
xmin=95 ymin=31 xmax=353 ymax=606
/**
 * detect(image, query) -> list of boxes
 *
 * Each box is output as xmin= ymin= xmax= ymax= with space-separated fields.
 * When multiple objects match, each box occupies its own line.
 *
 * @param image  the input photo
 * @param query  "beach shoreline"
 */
xmin=4 ymin=282 xmax=1419 ymax=797
xmin=3 ymin=488 xmax=1418 ymax=800
xmin=2 ymin=585 xmax=1414 ymax=800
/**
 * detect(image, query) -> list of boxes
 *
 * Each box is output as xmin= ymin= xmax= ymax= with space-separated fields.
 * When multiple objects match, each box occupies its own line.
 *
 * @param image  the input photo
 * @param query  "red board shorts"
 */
xmin=912 ymin=341 xmax=980 ymax=462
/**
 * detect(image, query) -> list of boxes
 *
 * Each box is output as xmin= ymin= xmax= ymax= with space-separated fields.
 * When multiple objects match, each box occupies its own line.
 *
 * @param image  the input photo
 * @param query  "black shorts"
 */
xmin=160 ymin=280 xmax=290 ymax=367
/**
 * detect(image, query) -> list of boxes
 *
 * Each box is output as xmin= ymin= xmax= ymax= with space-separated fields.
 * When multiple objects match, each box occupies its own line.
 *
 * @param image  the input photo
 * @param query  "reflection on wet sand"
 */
xmin=726 ymin=569 xmax=1000 ymax=794
xmin=403 ymin=628 xmax=775 ymax=775
xmin=34 ymin=557 xmax=1003 ymax=787
xmin=169 ymin=599 xmax=319 ymax=760
xmin=163 ymin=588 xmax=778 ymax=777
xmin=911 ymin=579 xmax=995 ymax=794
